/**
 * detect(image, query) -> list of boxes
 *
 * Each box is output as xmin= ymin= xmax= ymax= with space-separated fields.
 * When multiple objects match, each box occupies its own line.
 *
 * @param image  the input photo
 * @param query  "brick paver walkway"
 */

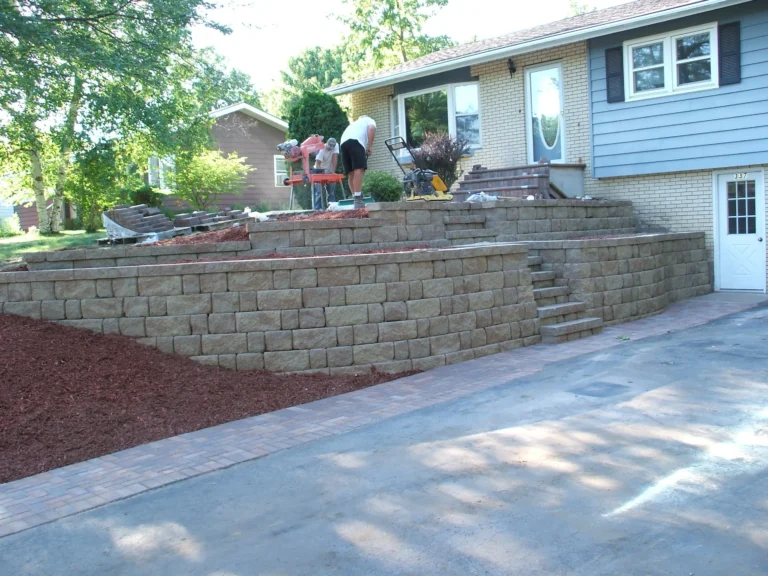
xmin=0 ymin=293 xmax=764 ymax=538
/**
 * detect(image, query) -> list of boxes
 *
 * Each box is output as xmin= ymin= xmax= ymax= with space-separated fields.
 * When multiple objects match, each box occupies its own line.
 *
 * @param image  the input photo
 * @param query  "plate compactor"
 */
xmin=385 ymin=137 xmax=453 ymax=201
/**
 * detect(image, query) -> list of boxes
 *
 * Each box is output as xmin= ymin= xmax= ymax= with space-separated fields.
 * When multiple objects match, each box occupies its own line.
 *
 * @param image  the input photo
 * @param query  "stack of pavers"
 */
xmin=173 ymin=207 xmax=249 ymax=231
xmin=105 ymin=205 xmax=176 ymax=234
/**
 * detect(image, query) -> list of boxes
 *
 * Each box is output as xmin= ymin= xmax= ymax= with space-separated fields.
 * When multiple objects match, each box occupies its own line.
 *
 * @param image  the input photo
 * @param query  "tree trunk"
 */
xmin=50 ymin=75 xmax=83 ymax=233
xmin=29 ymin=148 xmax=51 ymax=233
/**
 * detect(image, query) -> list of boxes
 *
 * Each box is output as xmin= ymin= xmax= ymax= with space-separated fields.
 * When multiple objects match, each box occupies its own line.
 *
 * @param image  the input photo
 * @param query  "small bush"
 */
xmin=410 ymin=132 xmax=470 ymax=190
xmin=0 ymin=214 xmax=23 ymax=237
xmin=62 ymin=218 xmax=82 ymax=231
xmin=362 ymin=172 xmax=403 ymax=203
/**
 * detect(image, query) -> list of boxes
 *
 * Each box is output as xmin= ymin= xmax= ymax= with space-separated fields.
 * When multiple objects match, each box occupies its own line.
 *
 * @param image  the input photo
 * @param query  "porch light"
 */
xmin=507 ymin=59 xmax=516 ymax=76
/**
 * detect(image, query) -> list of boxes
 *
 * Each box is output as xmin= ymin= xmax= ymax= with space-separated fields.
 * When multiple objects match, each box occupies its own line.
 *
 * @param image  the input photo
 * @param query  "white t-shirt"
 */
xmin=315 ymin=145 xmax=339 ymax=172
xmin=341 ymin=116 xmax=377 ymax=150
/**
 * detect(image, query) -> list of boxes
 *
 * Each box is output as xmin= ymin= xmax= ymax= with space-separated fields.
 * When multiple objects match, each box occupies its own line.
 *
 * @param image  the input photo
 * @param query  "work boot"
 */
xmin=353 ymin=195 xmax=366 ymax=210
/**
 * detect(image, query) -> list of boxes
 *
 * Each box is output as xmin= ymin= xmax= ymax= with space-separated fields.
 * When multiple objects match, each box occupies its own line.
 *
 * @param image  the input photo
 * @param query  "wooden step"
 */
xmin=465 ymin=165 xmax=551 ymax=179
xmin=443 ymin=215 xmax=486 ymax=225
xmin=459 ymin=176 xmax=547 ymax=191
xmin=533 ymin=286 xmax=569 ymax=300
xmin=541 ymin=317 xmax=603 ymax=340
xmin=538 ymin=301 xmax=586 ymax=319
xmin=445 ymin=229 xmax=498 ymax=240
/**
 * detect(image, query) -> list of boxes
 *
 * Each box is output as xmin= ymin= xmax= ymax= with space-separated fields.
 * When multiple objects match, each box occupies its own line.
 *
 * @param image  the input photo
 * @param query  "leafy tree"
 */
xmin=287 ymin=91 xmax=349 ymax=143
xmin=175 ymin=150 xmax=251 ymax=210
xmin=569 ymin=1 xmax=596 ymax=15
xmin=265 ymin=46 xmax=344 ymax=119
xmin=286 ymin=92 xmax=349 ymax=209
xmin=66 ymin=141 xmax=120 ymax=233
xmin=338 ymin=0 xmax=457 ymax=81
xmin=0 ymin=0 xmax=227 ymax=233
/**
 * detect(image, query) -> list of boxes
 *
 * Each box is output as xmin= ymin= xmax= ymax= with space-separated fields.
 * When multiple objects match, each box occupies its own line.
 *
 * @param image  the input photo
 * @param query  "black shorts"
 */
xmin=340 ymin=139 xmax=367 ymax=174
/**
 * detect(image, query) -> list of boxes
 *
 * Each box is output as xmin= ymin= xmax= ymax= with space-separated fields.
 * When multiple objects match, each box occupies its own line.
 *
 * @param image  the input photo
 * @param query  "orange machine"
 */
xmin=277 ymin=135 xmax=345 ymax=187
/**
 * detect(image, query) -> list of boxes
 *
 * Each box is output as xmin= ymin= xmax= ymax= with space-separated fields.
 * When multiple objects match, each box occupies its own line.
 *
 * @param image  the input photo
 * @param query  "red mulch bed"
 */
xmin=0 ymin=314 xmax=413 ymax=483
xmin=273 ymin=209 xmax=368 ymax=221
xmin=152 ymin=225 xmax=250 ymax=246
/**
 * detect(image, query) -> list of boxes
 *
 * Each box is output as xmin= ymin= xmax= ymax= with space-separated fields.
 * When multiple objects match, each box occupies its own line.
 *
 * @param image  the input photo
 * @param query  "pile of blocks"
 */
xmin=104 ymin=205 xmax=175 ymax=234
xmin=173 ymin=208 xmax=246 ymax=228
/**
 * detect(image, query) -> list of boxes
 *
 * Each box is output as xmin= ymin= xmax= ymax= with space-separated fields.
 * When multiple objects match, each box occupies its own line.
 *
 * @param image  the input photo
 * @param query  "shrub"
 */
xmin=175 ymin=151 xmax=251 ymax=210
xmin=410 ymin=132 xmax=470 ymax=191
xmin=362 ymin=171 xmax=402 ymax=203
xmin=128 ymin=185 xmax=164 ymax=208
xmin=0 ymin=214 xmax=22 ymax=237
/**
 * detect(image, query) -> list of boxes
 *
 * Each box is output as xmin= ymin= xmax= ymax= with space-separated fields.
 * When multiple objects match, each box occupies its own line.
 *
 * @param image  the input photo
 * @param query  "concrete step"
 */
xmin=540 ymin=317 xmax=603 ymax=343
xmin=533 ymin=286 xmax=570 ymax=301
xmin=531 ymin=271 xmax=555 ymax=285
xmin=527 ymin=255 xmax=542 ymax=267
xmin=538 ymin=301 xmax=586 ymax=319
xmin=443 ymin=215 xmax=486 ymax=225
xmin=445 ymin=229 xmax=498 ymax=240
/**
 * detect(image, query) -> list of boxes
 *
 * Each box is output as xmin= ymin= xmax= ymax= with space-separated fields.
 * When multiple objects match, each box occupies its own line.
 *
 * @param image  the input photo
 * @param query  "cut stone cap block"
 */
xmin=1 ymin=243 xmax=527 ymax=284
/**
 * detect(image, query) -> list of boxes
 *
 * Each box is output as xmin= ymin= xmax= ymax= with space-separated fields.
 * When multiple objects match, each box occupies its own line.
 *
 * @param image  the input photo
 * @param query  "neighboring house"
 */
xmin=149 ymin=103 xmax=290 ymax=210
xmin=328 ymin=0 xmax=768 ymax=293
xmin=207 ymin=103 xmax=290 ymax=209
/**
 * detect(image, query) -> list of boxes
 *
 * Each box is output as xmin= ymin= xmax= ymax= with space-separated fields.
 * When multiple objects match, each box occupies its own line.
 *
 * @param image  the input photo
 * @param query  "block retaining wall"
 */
xmin=527 ymin=232 xmax=712 ymax=325
xmin=1 ymin=244 xmax=541 ymax=374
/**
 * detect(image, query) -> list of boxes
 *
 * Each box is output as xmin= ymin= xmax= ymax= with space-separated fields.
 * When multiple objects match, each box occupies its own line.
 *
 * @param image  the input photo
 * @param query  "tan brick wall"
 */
xmin=349 ymin=86 xmax=395 ymax=175
xmin=348 ymin=42 xmax=593 ymax=187
xmin=469 ymin=42 xmax=591 ymax=174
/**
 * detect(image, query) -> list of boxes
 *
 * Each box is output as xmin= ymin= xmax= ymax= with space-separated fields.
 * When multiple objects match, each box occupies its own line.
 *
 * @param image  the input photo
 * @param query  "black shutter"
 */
xmin=605 ymin=47 xmax=625 ymax=103
xmin=719 ymin=22 xmax=741 ymax=86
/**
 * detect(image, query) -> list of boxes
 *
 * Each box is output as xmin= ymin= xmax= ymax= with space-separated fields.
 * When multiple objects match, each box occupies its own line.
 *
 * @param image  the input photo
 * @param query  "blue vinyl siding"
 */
xmin=589 ymin=2 xmax=768 ymax=178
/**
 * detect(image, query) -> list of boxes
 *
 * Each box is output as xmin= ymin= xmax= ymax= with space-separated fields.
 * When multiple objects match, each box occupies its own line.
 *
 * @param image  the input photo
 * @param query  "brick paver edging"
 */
xmin=0 ymin=295 xmax=761 ymax=538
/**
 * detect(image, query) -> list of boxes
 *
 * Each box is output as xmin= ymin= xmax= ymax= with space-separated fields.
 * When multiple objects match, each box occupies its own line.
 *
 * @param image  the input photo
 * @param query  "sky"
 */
xmin=192 ymin=0 xmax=630 ymax=93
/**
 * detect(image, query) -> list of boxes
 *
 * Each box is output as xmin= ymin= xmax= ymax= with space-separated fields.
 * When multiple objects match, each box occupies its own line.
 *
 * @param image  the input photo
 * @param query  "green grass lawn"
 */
xmin=0 ymin=230 xmax=103 ymax=264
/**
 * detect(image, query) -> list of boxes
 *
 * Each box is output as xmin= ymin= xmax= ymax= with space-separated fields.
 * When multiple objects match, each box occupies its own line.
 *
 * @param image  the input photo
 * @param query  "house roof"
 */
xmin=327 ymin=0 xmax=752 ymax=95
xmin=209 ymin=102 xmax=288 ymax=132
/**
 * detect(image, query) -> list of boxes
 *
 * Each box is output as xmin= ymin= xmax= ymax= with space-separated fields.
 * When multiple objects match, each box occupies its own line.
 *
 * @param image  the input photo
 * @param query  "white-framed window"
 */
xmin=624 ymin=23 xmax=719 ymax=101
xmin=148 ymin=156 xmax=176 ymax=190
xmin=274 ymin=155 xmax=288 ymax=187
xmin=390 ymin=82 xmax=481 ymax=152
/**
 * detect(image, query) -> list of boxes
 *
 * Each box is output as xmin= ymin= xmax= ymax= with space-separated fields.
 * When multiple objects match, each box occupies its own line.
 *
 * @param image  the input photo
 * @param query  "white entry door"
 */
xmin=717 ymin=171 xmax=766 ymax=291
xmin=525 ymin=62 xmax=566 ymax=164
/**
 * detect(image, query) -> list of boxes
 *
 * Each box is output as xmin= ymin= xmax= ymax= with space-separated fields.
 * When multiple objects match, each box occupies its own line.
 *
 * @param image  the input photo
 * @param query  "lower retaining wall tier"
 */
xmin=2 ymin=235 xmax=712 ymax=373
xmin=1 ymin=244 xmax=542 ymax=374
xmin=527 ymin=233 xmax=712 ymax=325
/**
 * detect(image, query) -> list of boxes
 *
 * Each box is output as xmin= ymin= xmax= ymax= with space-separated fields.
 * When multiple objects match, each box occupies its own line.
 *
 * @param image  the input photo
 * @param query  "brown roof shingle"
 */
xmin=330 ymin=0 xmax=728 ymax=93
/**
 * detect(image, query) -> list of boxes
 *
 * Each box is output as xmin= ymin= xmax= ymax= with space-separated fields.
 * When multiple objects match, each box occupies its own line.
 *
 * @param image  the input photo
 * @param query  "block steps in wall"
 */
xmin=540 ymin=318 xmax=604 ymax=344
xmin=528 ymin=262 xmax=603 ymax=345
xmin=527 ymin=256 xmax=542 ymax=268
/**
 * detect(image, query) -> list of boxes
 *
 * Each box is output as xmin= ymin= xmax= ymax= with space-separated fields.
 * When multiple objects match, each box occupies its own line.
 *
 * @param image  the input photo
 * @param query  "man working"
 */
xmin=340 ymin=115 xmax=376 ymax=209
xmin=312 ymin=137 xmax=339 ymax=210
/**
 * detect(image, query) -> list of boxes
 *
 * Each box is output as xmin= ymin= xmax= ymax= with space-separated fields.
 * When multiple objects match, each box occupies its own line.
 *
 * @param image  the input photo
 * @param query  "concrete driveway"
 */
xmin=1 ymin=305 xmax=767 ymax=575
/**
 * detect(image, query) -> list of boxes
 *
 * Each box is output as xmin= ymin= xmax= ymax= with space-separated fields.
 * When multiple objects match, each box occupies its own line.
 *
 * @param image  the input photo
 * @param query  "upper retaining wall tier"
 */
xmin=527 ymin=233 xmax=711 ymax=325
xmin=23 ymin=200 xmax=637 ymax=269
xmin=1 ymin=244 xmax=541 ymax=374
